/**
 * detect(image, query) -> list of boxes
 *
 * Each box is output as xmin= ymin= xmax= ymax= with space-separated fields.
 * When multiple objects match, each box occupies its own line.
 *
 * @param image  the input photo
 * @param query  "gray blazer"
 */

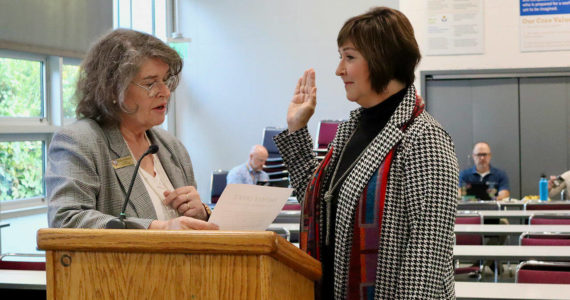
xmin=47 ymin=119 xmax=196 ymax=229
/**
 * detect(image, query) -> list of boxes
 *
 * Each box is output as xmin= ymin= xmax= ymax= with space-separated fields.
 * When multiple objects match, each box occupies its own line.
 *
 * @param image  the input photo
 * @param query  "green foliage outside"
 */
xmin=0 ymin=58 xmax=42 ymax=117
xmin=0 ymin=58 xmax=79 ymax=201
xmin=62 ymin=64 xmax=79 ymax=118
xmin=0 ymin=141 xmax=44 ymax=201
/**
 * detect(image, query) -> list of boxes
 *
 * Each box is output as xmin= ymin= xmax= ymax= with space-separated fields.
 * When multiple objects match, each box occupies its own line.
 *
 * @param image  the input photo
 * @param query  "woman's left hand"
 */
xmin=164 ymin=186 xmax=207 ymax=220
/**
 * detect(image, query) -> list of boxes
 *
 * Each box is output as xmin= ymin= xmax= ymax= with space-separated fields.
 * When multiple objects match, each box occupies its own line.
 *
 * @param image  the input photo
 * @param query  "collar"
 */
xmin=246 ymin=162 xmax=260 ymax=174
xmin=347 ymin=85 xmax=419 ymax=130
xmin=470 ymin=165 xmax=495 ymax=175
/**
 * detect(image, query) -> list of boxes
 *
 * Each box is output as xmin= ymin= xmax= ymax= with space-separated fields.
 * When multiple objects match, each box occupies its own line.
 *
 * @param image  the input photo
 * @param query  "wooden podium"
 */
xmin=37 ymin=229 xmax=321 ymax=299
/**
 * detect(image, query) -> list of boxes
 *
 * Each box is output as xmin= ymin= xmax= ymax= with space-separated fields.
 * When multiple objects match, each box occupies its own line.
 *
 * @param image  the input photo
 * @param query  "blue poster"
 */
xmin=521 ymin=0 xmax=570 ymax=16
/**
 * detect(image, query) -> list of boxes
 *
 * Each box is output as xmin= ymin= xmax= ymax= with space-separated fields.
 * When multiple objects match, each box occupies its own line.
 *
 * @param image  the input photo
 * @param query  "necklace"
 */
xmin=323 ymin=125 xmax=373 ymax=246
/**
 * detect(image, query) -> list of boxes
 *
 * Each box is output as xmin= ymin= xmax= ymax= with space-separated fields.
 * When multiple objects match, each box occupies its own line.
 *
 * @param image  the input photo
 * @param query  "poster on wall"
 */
xmin=520 ymin=0 xmax=570 ymax=52
xmin=425 ymin=0 xmax=484 ymax=56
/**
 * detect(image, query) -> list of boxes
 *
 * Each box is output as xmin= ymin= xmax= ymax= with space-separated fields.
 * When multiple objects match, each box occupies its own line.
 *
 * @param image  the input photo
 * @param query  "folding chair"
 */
xmin=0 ymin=253 xmax=46 ymax=271
xmin=314 ymin=120 xmax=341 ymax=150
xmin=454 ymin=212 xmax=484 ymax=279
xmin=515 ymin=260 xmax=570 ymax=284
xmin=261 ymin=127 xmax=286 ymax=161
xmin=525 ymin=200 xmax=570 ymax=210
xmin=210 ymin=170 xmax=228 ymax=204
xmin=529 ymin=213 xmax=570 ymax=225
xmin=519 ymin=232 xmax=570 ymax=246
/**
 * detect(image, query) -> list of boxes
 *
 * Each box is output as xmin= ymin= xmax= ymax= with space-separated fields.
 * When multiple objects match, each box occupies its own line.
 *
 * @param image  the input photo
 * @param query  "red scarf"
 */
xmin=300 ymin=94 xmax=425 ymax=262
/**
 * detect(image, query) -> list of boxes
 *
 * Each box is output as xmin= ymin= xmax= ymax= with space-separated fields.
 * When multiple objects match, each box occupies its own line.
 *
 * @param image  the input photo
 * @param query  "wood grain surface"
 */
xmin=37 ymin=229 xmax=320 ymax=299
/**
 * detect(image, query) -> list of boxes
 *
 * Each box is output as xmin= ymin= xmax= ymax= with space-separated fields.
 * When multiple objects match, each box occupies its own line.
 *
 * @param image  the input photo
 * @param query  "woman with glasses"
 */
xmin=274 ymin=7 xmax=458 ymax=299
xmin=47 ymin=29 xmax=217 ymax=230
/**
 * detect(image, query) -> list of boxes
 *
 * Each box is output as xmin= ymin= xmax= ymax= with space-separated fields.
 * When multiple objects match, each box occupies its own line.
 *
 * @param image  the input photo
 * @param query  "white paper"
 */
xmin=208 ymin=184 xmax=293 ymax=231
xmin=425 ymin=0 xmax=484 ymax=55
xmin=520 ymin=0 xmax=570 ymax=52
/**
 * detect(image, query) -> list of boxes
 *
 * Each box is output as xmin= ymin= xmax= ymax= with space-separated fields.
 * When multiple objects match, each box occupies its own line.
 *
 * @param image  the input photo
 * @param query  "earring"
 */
xmin=112 ymin=100 xmax=117 ymax=104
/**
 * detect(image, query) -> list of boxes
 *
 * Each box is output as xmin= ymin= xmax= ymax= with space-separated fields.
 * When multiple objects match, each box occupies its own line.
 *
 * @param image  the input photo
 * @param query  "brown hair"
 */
xmin=75 ymin=29 xmax=182 ymax=125
xmin=337 ymin=7 xmax=421 ymax=93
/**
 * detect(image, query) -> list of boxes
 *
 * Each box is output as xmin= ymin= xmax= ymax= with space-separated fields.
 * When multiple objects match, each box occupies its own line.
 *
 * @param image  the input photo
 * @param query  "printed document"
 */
xmin=208 ymin=184 xmax=293 ymax=230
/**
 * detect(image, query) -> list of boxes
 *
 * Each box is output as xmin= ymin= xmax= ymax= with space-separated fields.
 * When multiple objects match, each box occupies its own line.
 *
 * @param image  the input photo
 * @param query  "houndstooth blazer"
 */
xmin=47 ymin=118 xmax=197 ymax=229
xmin=274 ymin=85 xmax=459 ymax=299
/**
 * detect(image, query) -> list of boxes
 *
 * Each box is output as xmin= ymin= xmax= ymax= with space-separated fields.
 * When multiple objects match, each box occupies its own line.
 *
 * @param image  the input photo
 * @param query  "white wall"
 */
xmin=176 ymin=0 xmax=398 ymax=199
xmin=400 ymin=0 xmax=570 ymax=94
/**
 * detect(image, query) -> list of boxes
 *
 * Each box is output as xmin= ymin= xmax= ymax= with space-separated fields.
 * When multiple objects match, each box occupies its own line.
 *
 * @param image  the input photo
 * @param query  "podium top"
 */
xmin=37 ymin=228 xmax=321 ymax=280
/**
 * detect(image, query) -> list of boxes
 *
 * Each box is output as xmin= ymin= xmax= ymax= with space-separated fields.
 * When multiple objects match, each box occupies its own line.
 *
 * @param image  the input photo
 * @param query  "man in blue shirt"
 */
xmin=227 ymin=145 xmax=270 ymax=185
xmin=459 ymin=142 xmax=510 ymax=200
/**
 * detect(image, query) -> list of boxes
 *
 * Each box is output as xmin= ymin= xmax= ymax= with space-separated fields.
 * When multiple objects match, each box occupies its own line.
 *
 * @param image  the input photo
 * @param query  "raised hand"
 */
xmin=287 ymin=68 xmax=317 ymax=133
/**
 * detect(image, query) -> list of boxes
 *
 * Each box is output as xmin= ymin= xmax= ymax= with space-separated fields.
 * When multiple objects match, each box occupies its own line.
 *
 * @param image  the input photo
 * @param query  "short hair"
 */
xmin=75 ymin=29 xmax=183 ymax=125
xmin=337 ymin=6 xmax=421 ymax=93
xmin=473 ymin=141 xmax=491 ymax=153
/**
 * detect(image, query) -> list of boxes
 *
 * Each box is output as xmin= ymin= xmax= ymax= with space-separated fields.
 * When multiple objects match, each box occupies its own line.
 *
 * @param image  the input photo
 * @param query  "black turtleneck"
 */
xmin=319 ymin=86 xmax=407 ymax=298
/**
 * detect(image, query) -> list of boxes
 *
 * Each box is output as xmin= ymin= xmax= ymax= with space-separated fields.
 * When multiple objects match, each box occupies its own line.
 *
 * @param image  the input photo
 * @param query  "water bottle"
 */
xmin=539 ymin=175 xmax=548 ymax=201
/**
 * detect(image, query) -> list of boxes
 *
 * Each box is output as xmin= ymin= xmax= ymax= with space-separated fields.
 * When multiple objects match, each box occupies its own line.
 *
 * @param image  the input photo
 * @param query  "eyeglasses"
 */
xmin=473 ymin=153 xmax=490 ymax=158
xmin=132 ymin=76 xmax=176 ymax=97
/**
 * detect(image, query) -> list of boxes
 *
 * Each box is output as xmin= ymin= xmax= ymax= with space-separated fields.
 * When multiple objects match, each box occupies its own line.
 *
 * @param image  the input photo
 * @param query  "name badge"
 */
xmin=112 ymin=156 xmax=134 ymax=169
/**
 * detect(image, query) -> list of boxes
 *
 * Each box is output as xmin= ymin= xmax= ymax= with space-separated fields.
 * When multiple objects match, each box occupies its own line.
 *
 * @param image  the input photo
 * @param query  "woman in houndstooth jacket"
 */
xmin=274 ymin=7 xmax=459 ymax=300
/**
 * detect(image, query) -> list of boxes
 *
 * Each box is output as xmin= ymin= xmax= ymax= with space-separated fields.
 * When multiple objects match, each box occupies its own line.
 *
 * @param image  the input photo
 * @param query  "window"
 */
xmin=62 ymin=63 xmax=80 ymax=119
xmin=0 ymin=140 xmax=44 ymax=201
xmin=0 ymin=56 xmax=44 ymax=119
xmin=0 ymin=50 xmax=67 ymax=209
xmin=0 ymin=51 xmax=69 ymax=255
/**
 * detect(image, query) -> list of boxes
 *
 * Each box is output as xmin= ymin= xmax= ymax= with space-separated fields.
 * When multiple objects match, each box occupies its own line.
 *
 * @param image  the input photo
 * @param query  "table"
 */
xmin=0 ymin=269 xmax=46 ymax=290
xmin=459 ymin=210 xmax=570 ymax=219
xmin=455 ymin=282 xmax=570 ymax=299
xmin=454 ymin=245 xmax=570 ymax=261
xmin=454 ymin=224 xmax=570 ymax=235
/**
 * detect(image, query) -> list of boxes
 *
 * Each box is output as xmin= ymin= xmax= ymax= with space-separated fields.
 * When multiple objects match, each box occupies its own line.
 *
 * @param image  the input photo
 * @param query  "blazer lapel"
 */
xmin=335 ymin=85 xmax=418 ymax=230
xmin=146 ymin=129 xmax=187 ymax=189
xmin=338 ymin=85 xmax=417 ymax=198
xmin=104 ymin=125 xmax=157 ymax=219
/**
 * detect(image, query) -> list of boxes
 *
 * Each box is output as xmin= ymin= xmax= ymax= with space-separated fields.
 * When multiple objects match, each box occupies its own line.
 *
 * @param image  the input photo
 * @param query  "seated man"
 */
xmin=227 ymin=145 xmax=269 ymax=185
xmin=459 ymin=142 xmax=510 ymax=200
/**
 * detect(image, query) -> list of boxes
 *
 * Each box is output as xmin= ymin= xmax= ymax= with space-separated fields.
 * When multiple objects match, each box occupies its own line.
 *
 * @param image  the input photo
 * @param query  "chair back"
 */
xmin=525 ymin=201 xmax=570 ymax=210
xmin=529 ymin=213 xmax=570 ymax=225
xmin=210 ymin=170 xmax=228 ymax=204
xmin=261 ymin=127 xmax=285 ymax=159
xmin=0 ymin=253 xmax=46 ymax=271
xmin=455 ymin=213 xmax=483 ymax=245
xmin=519 ymin=232 xmax=570 ymax=246
xmin=516 ymin=260 xmax=570 ymax=284
xmin=315 ymin=120 xmax=341 ymax=149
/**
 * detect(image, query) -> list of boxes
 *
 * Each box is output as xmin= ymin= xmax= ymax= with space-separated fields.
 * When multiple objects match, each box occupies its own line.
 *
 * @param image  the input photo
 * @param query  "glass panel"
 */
xmin=62 ymin=64 xmax=80 ymax=119
xmin=0 ymin=57 xmax=43 ymax=117
xmin=118 ymin=0 xmax=132 ymax=28
xmin=132 ymin=0 xmax=154 ymax=34
xmin=0 ymin=140 xmax=44 ymax=201
xmin=154 ymin=0 xmax=167 ymax=41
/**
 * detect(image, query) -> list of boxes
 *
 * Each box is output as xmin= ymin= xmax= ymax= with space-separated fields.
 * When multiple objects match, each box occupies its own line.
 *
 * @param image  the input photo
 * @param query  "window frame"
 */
xmin=0 ymin=49 xmax=47 ymax=127
xmin=0 ymin=50 xmax=65 ymax=216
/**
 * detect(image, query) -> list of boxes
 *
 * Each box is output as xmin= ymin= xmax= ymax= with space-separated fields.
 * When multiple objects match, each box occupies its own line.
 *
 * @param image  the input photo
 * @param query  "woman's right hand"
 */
xmin=287 ymin=68 xmax=317 ymax=133
xmin=149 ymin=216 xmax=219 ymax=230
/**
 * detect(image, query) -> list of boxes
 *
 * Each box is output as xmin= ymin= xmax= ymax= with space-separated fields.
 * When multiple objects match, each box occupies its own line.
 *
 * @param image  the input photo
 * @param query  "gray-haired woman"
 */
xmin=47 ymin=29 xmax=217 ymax=230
